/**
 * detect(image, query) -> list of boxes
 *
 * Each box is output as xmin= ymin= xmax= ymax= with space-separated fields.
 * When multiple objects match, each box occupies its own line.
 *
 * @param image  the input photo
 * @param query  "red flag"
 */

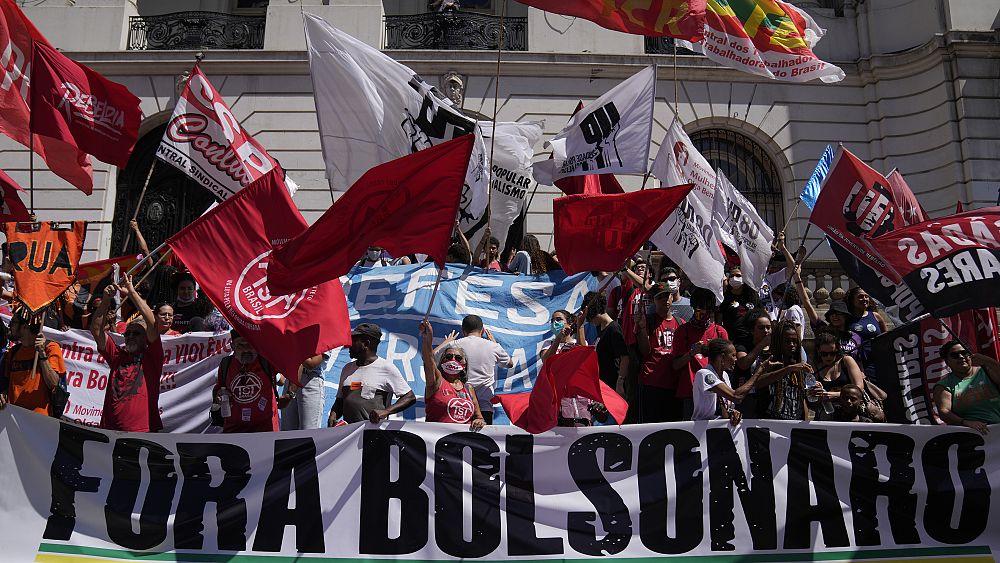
xmin=553 ymin=184 xmax=694 ymax=275
xmin=517 ymin=0 xmax=706 ymax=41
xmin=30 ymin=42 xmax=141 ymax=167
xmin=0 ymin=0 xmax=93 ymax=193
xmin=956 ymin=201 xmax=964 ymax=214
xmin=76 ymin=254 xmax=141 ymax=286
xmin=809 ymin=147 xmax=904 ymax=283
xmin=868 ymin=207 xmax=1000 ymax=317
xmin=492 ymin=346 xmax=628 ymax=433
xmin=0 ymin=169 xmax=29 ymax=222
xmin=166 ymin=168 xmax=352 ymax=384
xmin=553 ymin=102 xmax=625 ymax=196
xmin=268 ymin=134 xmax=474 ymax=296
xmin=974 ymin=308 xmax=1000 ymax=361
xmin=886 ymin=169 xmax=928 ymax=226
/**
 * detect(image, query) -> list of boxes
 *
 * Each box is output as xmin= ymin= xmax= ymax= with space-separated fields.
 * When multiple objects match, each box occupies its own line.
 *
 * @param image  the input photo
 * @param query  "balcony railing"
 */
xmin=384 ymin=12 xmax=527 ymax=51
xmin=643 ymin=36 xmax=699 ymax=56
xmin=127 ymin=11 xmax=266 ymax=50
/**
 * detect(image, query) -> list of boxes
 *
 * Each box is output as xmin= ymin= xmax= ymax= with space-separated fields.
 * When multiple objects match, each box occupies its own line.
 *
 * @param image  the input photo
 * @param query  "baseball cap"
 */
xmin=648 ymin=281 xmax=672 ymax=299
xmin=351 ymin=323 xmax=382 ymax=342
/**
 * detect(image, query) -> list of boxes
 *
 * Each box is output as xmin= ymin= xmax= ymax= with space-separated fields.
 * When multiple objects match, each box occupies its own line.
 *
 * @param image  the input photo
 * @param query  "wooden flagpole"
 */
xmin=120 ymin=160 xmax=156 ymax=253
xmin=423 ymin=266 xmax=446 ymax=322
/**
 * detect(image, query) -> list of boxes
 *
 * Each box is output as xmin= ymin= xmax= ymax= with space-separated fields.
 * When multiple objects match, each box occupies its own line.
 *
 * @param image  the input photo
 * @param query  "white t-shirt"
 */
xmin=693 ymin=365 xmax=731 ymax=421
xmin=452 ymin=335 xmax=511 ymax=413
xmin=337 ymin=358 xmax=412 ymax=422
xmin=780 ymin=304 xmax=806 ymax=341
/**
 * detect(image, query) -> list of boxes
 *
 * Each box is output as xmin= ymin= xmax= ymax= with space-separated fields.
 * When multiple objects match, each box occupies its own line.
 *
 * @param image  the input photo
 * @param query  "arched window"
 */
xmin=690 ymin=128 xmax=785 ymax=231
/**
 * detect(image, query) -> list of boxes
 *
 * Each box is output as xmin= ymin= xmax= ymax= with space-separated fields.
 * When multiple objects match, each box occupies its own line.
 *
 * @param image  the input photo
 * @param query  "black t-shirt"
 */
xmin=596 ymin=321 xmax=629 ymax=389
xmin=172 ymin=299 xmax=211 ymax=333
xmin=720 ymin=291 xmax=757 ymax=341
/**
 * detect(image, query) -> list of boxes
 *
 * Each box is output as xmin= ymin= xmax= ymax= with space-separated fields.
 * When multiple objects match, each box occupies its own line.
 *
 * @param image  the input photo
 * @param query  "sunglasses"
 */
xmin=665 ymin=276 xmax=678 ymax=281
xmin=442 ymin=354 xmax=465 ymax=362
xmin=949 ymin=351 xmax=971 ymax=360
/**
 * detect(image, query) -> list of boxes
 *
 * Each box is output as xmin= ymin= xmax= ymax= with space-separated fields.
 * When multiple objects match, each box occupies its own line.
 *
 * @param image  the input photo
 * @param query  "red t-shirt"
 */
xmin=99 ymin=334 xmax=164 ymax=432
xmin=425 ymin=381 xmax=476 ymax=424
xmin=616 ymin=280 xmax=644 ymax=347
xmin=215 ymin=358 xmax=278 ymax=433
xmin=671 ymin=323 xmax=728 ymax=399
xmin=639 ymin=315 xmax=683 ymax=390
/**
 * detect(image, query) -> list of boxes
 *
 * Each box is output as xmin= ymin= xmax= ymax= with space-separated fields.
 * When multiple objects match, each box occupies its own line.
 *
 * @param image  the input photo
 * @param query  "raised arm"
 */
xmin=790 ymin=265 xmax=819 ymax=325
xmin=130 ymin=220 xmax=151 ymax=258
xmin=122 ymin=274 xmax=157 ymax=343
xmin=473 ymin=227 xmax=491 ymax=267
xmin=455 ymin=224 xmax=473 ymax=265
xmin=90 ymin=284 xmax=117 ymax=355
xmin=419 ymin=320 xmax=442 ymax=393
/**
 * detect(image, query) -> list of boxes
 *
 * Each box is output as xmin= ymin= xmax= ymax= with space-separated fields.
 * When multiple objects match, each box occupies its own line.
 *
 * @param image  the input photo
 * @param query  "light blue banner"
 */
xmin=319 ymin=263 xmax=598 ymax=422
xmin=799 ymin=143 xmax=834 ymax=209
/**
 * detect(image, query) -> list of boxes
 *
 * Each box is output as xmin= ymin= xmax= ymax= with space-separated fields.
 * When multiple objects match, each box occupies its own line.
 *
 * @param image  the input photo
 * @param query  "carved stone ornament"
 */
xmin=441 ymin=71 xmax=466 ymax=107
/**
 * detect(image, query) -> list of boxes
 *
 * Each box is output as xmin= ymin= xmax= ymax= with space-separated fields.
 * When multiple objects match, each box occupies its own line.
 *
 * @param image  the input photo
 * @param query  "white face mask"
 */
xmin=728 ymin=276 xmax=743 ymax=290
xmin=366 ymin=250 xmax=381 ymax=261
xmin=665 ymin=280 xmax=680 ymax=293
xmin=441 ymin=360 xmax=464 ymax=375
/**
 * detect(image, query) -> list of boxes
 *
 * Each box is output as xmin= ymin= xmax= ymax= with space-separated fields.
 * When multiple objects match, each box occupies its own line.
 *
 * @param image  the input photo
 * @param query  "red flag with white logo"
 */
xmin=267 ymin=134 xmax=474 ymax=296
xmin=166 ymin=167 xmax=351 ymax=384
xmin=553 ymin=184 xmax=694 ymax=275
xmin=0 ymin=0 xmax=93 ymax=194
xmin=885 ymin=169 xmax=928 ymax=226
xmin=809 ymin=146 xmax=903 ymax=283
xmin=157 ymin=66 xmax=297 ymax=201
xmin=30 ymin=42 xmax=141 ymax=167
xmin=0 ymin=168 xmax=29 ymax=221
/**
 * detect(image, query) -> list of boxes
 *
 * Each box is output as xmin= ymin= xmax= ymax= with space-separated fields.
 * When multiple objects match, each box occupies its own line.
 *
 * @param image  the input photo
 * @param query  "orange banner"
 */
xmin=76 ymin=254 xmax=142 ymax=287
xmin=2 ymin=221 xmax=86 ymax=312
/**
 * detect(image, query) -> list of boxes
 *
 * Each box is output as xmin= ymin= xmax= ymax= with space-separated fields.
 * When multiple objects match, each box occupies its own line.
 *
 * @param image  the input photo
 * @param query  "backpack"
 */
xmin=210 ymin=354 xmax=279 ymax=426
xmin=3 ymin=342 xmax=69 ymax=419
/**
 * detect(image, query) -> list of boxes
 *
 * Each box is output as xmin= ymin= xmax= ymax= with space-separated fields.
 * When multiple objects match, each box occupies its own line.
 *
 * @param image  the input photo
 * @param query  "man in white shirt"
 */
xmin=328 ymin=323 xmax=416 ymax=425
xmin=452 ymin=315 xmax=513 ymax=424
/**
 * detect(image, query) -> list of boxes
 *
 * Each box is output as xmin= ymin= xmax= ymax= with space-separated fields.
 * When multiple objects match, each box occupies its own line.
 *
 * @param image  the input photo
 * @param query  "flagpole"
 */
xmin=120 ymin=160 xmax=157 ymax=254
xmin=423 ymin=266 xmax=446 ymax=322
xmin=112 ymin=249 xmax=172 ymax=316
xmin=672 ymin=41 xmax=679 ymax=114
xmin=640 ymin=172 xmax=651 ymax=191
xmin=484 ymin=0 xmax=509 ymax=226
xmin=28 ymin=309 xmax=48 ymax=382
xmin=29 ymin=134 xmax=34 ymax=217
xmin=125 ymin=240 xmax=169 ymax=276
xmin=780 ymin=198 xmax=801 ymax=233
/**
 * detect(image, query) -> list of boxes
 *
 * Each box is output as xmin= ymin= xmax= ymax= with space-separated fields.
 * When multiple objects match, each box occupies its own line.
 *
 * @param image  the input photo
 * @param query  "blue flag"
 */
xmin=799 ymin=144 xmax=834 ymax=209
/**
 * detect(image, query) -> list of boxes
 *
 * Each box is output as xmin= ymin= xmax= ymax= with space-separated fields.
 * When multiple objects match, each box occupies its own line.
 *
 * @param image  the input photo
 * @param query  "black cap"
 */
xmin=825 ymin=300 xmax=851 ymax=319
xmin=351 ymin=323 xmax=382 ymax=342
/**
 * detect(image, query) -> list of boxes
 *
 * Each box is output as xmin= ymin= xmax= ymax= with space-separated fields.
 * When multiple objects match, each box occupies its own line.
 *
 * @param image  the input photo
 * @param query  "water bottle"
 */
xmin=803 ymin=373 xmax=818 ymax=403
xmin=821 ymin=399 xmax=836 ymax=415
xmin=219 ymin=387 xmax=231 ymax=419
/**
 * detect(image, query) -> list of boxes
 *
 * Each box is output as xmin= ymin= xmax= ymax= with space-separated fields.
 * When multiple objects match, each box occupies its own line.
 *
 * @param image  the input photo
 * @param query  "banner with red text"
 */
xmin=35 ymin=324 xmax=229 ymax=433
xmin=2 ymin=409 xmax=999 ymax=562
xmin=156 ymin=66 xmax=297 ymax=200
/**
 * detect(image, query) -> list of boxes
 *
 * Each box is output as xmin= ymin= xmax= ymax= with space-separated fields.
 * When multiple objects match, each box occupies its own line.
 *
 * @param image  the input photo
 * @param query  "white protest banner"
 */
xmin=544 ymin=65 xmax=656 ymax=183
xmin=462 ymin=121 xmax=544 ymax=251
xmin=156 ymin=67 xmax=297 ymax=200
xmin=36 ymin=324 xmax=230 ymax=433
xmin=3 ymin=409 xmax=998 ymax=562
xmin=712 ymin=170 xmax=775 ymax=290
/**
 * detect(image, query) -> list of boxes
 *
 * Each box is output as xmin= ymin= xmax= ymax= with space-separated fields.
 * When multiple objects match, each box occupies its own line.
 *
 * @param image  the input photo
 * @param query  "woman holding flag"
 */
xmin=418 ymin=320 xmax=487 ymax=430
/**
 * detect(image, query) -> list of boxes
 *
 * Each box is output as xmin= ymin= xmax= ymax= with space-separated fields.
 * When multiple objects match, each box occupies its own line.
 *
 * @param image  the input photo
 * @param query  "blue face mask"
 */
xmin=551 ymin=320 xmax=566 ymax=334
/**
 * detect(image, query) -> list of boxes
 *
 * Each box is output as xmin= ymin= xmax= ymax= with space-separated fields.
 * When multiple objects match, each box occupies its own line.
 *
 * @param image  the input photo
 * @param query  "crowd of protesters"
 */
xmin=0 ymin=221 xmax=998 ymax=436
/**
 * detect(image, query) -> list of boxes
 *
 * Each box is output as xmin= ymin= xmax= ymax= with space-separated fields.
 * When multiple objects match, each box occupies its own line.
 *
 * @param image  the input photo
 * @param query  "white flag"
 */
xmin=462 ymin=121 xmax=544 ymax=251
xmin=542 ymin=65 xmax=656 ymax=184
xmin=650 ymin=189 xmax=726 ymax=304
xmin=712 ymin=171 xmax=775 ymax=291
xmin=650 ymin=117 xmax=717 ymax=200
xmin=304 ymin=14 xmax=482 ymax=186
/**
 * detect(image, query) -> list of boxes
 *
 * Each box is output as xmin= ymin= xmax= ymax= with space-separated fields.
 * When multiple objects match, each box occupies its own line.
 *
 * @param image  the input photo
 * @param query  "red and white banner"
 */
xmin=0 ymin=0 xmax=93 ymax=193
xmin=0 ymin=168 xmax=29 ymax=221
xmin=29 ymin=42 xmax=141 ymax=167
xmin=167 ymin=168 xmax=352 ymax=383
xmin=157 ymin=66 xmax=296 ymax=200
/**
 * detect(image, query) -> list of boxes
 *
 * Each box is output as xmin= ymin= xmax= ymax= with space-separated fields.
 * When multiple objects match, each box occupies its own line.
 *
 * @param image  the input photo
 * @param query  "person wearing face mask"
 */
xmin=213 ymin=330 xmax=282 ymax=433
xmin=91 ymin=274 xmax=163 ymax=432
xmin=328 ymin=323 xmax=416 ymax=425
xmin=671 ymin=287 xmax=729 ymax=420
xmin=358 ymin=246 xmax=390 ymax=268
xmin=419 ymin=320 xmax=486 ymax=430
xmin=719 ymin=265 xmax=759 ymax=342
xmin=636 ymin=278 xmax=685 ymax=422
xmin=171 ymin=272 xmax=211 ymax=333
xmin=540 ymin=309 xmax=583 ymax=361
